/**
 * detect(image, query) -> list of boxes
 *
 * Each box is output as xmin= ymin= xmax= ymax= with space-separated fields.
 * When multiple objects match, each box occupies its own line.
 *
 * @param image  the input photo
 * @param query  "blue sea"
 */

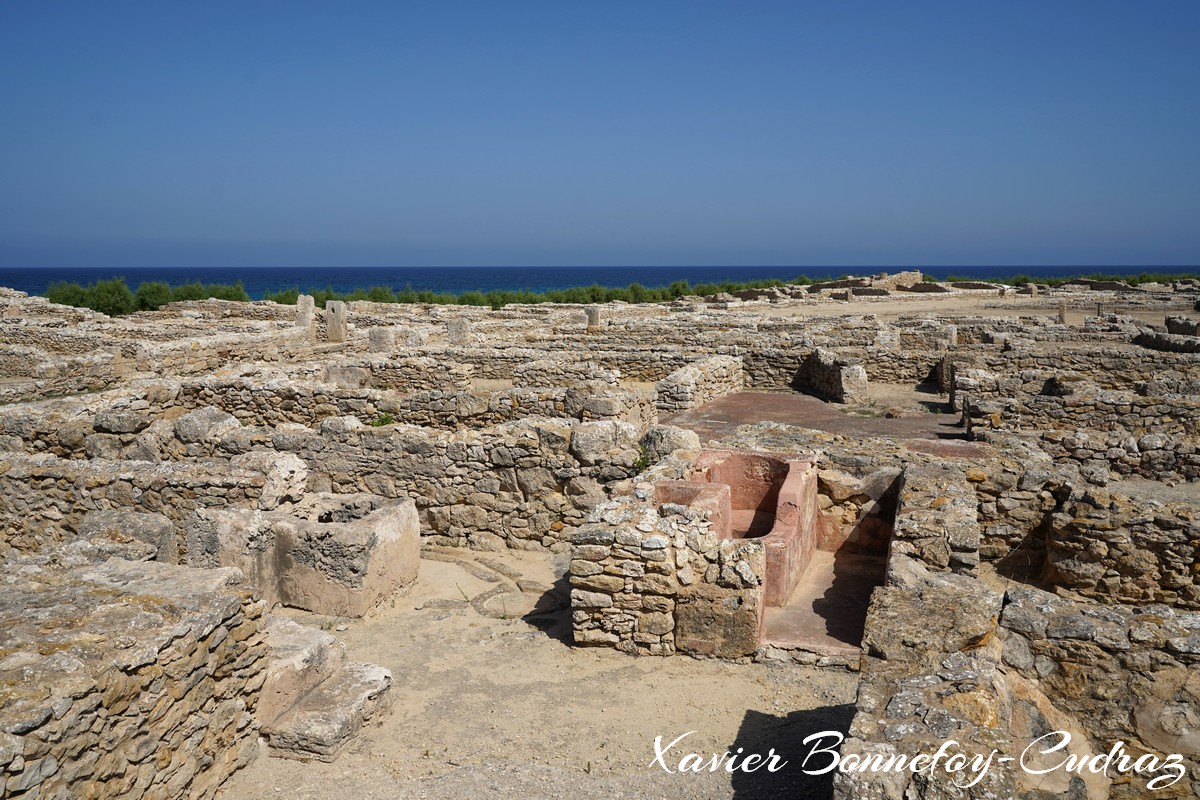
xmin=0 ymin=265 xmax=1190 ymax=300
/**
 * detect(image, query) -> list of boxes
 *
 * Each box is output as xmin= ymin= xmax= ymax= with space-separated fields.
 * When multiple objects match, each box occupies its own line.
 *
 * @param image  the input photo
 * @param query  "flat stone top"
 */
xmin=0 ymin=553 xmax=249 ymax=735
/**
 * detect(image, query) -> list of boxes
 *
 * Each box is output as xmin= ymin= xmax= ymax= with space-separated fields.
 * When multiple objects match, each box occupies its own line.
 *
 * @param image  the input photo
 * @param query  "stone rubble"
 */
xmin=0 ymin=275 xmax=1196 ymax=797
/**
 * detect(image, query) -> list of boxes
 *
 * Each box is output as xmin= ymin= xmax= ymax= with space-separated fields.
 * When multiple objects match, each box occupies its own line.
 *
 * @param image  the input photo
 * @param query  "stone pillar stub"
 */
xmin=326 ymin=300 xmax=348 ymax=343
xmin=585 ymin=306 xmax=602 ymax=331
xmin=446 ymin=319 xmax=470 ymax=346
xmin=296 ymin=294 xmax=315 ymax=327
xmin=368 ymin=328 xmax=395 ymax=353
xmin=1058 ymin=300 xmax=1068 ymax=325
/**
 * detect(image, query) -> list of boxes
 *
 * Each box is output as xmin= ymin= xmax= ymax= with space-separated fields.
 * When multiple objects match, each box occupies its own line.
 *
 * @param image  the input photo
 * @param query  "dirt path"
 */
xmin=221 ymin=550 xmax=859 ymax=800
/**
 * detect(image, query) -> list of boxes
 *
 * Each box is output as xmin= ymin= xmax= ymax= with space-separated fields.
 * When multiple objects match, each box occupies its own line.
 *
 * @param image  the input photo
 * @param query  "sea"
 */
xmin=0 ymin=265 xmax=1189 ymax=300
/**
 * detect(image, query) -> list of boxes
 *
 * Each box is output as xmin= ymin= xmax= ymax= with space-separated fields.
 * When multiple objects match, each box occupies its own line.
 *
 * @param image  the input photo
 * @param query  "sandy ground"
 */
xmin=221 ymin=550 xmax=859 ymax=800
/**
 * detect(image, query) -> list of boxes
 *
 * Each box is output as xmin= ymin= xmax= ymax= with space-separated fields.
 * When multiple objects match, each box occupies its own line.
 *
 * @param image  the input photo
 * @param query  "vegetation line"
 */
xmin=41 ymin=272 xmax=1200 ymax=316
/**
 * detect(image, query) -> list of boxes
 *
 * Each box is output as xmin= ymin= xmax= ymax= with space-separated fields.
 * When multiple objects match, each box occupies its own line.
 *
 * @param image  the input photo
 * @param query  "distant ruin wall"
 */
xmin=962 ymin=389 xmax=1200 ymax=481
xmin=365 ymin=356 xmax=474 ymax=392
xmin=655 ymin=355 xmax=744 ymax=412
xmin=137 ymin=330 xmax=319 ymax=377
xmin=512 ymin=359 xmax=620 ymax=388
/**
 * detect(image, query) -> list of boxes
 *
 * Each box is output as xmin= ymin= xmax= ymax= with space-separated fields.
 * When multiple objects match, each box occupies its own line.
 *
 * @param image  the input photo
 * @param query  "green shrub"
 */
xmin=88 ymin=278 xmax=136 ymax=317
xmin=44 ymin=270 xmax=1200 ymax=316
xmin=205 ymin=281 xmax=249 ymax=302
xmin=135 ymin=281 xmax=172 ymax=310
xmin=632 ymin=444 xmax=651 ymax=473
xmin=264 ymin=287 xmax=300 ymax=305
xmin=366 ymin=285 xmax=395 ymax=303
xmin=46 ymin=281 xmax=88 ymax=307
xmin=170 ymin=282 xmax=207 ymax=302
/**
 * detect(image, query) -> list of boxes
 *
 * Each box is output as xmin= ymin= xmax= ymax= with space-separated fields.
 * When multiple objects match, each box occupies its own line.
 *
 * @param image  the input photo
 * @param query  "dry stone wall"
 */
xmin=0 ymin=452 xmax=305 ymax=557
xmin=654 ymin=355 xmax=744 ymax=412
xmin=0 ymin=555 xmax=265 ymax=799
xmin=263 ymin=417 xmax=645 ymax=549
xmin=512 ymin=359 xmax=620 ymax=388
xmin=570 ymin=474 xmax=767 ymax=659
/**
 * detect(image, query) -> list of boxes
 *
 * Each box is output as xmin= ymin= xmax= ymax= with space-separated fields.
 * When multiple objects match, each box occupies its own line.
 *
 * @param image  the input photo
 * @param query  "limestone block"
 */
xmin=93 ymin=407 xmax=151 ymax=435
xmin=319 ymin=365 xmax=370 ymax=389
xmin=77 ymin=509 xmax=176 ymax=563
xmin=190 ymin=494 xmax=419 ymax=617
xmin=446 ymin=319 xmax=470 ymax=345
xmin=231 ymin=451 xmax=308 ymax=509
xmin=295 ymin=294 xmax=315 ymax=327
xmin=569 ymin=420 xmax=640 ymax=466
xmin=259 ymin=615 xmax=347 ymax=725
xmin=641 ymin=425 xmax=701 ymax=462
xmin=367 ymin=327 xmax=395 ymax=353
xmin=262 ymin=662 xmax=392 ymax=762
xmin=325 ymin=301 xmax=348 ymax=343
xmin=674 ymin=583 xmax=760 ymax=658
xmin=174 ymin=405 xmax=241 ymax=444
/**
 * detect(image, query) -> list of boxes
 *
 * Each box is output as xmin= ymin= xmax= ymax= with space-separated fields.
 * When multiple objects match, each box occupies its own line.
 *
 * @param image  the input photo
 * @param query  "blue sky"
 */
xmin=1 ymin=1 xmax=1198 ymax=268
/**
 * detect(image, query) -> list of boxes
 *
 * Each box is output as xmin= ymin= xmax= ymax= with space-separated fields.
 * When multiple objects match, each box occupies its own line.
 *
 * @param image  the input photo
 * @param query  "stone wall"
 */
xmin=136 ymin=329 xmax=319 ymax=378
xmin=837 ymin=456 xmax=1200 ymax=798
xmin=363 ymin=356 xmax=474 ymax=392
xmin=654 ymin=355 xmax=744 ymax=412
xmin=0 ymin=451 xmax=306 ymax=557
xmin=997 ymin=588 xmax=1200 ymax=798
xmin=0 ymin=555 xmax=265 ymax=799
xmin=0 ymin=324 xmax=113 ymax=356
xmin=512 ymin=359 xmax=621 ymax=388
xmin=0 ymin=348 xmax=130 ymax=404
xmin=379 ymin=383 xmax=655 ymax=431
xmin=961 ymin=385 xmax=1200 ymax=481
xmin=570 ymin=480 xmax=767 ymax=659
xmin=795 ymin=348 xmax=869 ymax=403
xmin=266 ymin=418 xmax=644 ymax=549
xmin=430 ymin=345 xmax=693 ymax=383
xmin=948 ymin=343 xmax=1199 ymax=393
xmin=835 ymin=559 xmax=1011 ymax=798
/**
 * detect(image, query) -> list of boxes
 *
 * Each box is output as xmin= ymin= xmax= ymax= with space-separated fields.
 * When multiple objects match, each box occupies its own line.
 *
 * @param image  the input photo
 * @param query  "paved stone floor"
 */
xmin=662 ymin=390 xmax=962 ymax=441
xmin=663 ymin=390 xmax=992 ymax=459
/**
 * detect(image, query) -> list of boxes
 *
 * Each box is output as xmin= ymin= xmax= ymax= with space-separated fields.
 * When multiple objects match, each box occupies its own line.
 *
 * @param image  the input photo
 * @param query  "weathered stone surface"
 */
xmin=640 ymin=424 xmax=701 ymax=462
xmin=174 ymin=404 xmax=241 ymax=443
xmin=259 ymin=615 xmax=347 ymax=725
xmin=262 ymin=661 xmax=392 ymax=762
xmin=188 ymin=494 xmax=419 ymax=617
xmin=76 ymin=509 xmax=175 ymax=563
xmin=569 ymin=420 xmax=640 ymax=466
xmin=94 ymin=407 xmax=151 ymax=434
xmin=674 ymin=584 xmax=760 ymax=658
xmin=0 ymin=554 xmax=265 ymax=799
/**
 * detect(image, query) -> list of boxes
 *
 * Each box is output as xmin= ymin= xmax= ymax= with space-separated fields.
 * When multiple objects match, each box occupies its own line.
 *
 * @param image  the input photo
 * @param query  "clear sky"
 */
xmin=2 ymin=1 xmax=1198 ymax=268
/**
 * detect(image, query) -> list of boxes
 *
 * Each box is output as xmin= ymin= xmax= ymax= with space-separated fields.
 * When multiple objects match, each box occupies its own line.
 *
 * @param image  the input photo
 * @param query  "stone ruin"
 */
xmin=0 ymin=273 xmax=1196 ymax=797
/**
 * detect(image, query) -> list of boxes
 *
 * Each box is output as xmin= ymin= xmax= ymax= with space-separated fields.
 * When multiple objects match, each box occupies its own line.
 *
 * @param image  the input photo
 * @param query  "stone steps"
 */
xmin=259 ymin=615 xmax=348 ymax=725
xmin=259 ymin=615 xmax=393 ymax=762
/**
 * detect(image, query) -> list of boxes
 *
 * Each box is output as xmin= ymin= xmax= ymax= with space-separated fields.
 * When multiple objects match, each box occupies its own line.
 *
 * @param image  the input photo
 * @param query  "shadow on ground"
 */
xmin=520 ymin=569 xmax=573 ymax=644
xmin=729 ymin=704 xmax=857 ymax=799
